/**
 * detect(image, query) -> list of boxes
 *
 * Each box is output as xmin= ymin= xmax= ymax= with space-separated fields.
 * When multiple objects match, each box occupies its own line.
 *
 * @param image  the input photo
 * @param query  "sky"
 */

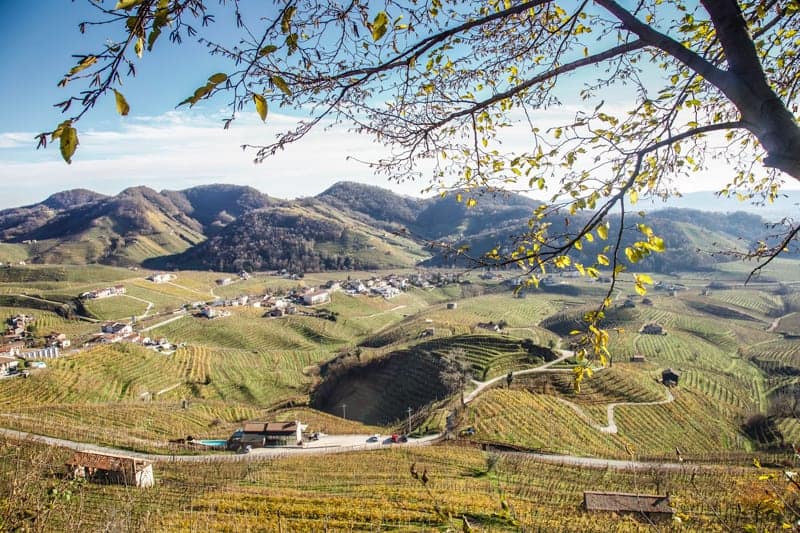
xmin=0 ymin=2 xmax=795 ymax=210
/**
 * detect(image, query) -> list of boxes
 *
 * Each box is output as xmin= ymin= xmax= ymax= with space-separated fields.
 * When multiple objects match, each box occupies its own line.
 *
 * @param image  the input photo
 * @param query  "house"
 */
xmin=99 ymin=322 xmax=134 ymax=342
xmin=46 ymin=332 xmax=71 ymax=348
xmin=20 ymin=346 xmax=60 ymax=360
xmin=630 ymin=354 xmax=647 ymax=363
xmin=229 ymin=420 xmax=305 ymax=448
xmin=640 ymin=323 xmax=665 ymax=335
xmin=0 ymin=355 xmax=19 ymax=375
xmin=303 ymin=289 xmax=330 ymax=306
xmin=146 ymin=273 xmax=174 ymax=283
xmin=80 ymin=285 xmax=126 ymax=299
xmin=0 ymin=341 xmax=24 ymax=358
xmin=215 ymin=277 xmax=233 ymax=286
xmin=200 ymin=306 xmax=217 ymax=319
xmin=239 ymin=270 xmax=250 ymax=280
xmin=583 ymin=491 xmax=674 ymax=522
xmin=446 ymin=302 xmax=457 ymax=310
xmin=65 ymin=450 xmax=154 ymax=488
xmin=662 ymin=368 xmax=681 ymax=386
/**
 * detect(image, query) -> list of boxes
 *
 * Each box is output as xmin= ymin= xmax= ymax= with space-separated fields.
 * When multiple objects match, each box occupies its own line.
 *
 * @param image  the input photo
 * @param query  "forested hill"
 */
xmin=0 ymin=181 xmax=784 ymax=272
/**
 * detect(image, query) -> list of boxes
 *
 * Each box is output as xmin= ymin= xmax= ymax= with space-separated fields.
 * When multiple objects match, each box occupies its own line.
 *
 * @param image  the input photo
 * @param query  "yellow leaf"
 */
xmin=370 ymin=11 xmax=389 ymax=41
xmin=252 ymin=94 xmax=268 ymax=122
xmin=634 ymin=282 xmax=646 ymax=296
xmin=466 ymin=198 xmax=477 ymax=208
xmin=113 ymin=89 xmax=130 ymax=116
xmin=135 ymin=36 xmax=144 ymax=58
xmin=271 ymin=75 xmax=292 ymax=96
xmin=597 ymin=254 xmax=609 ymax=266
xmin=281 ymin=6 xmax=296 ymax=34
xmin=59 ymin=124 xmax=79 ymax=164
xmin=629 ymin=189 xmax=639 ymax=204
xmin=115 ymin=0 xmax=144 ymax=9
xmin=67 ymin=55 xmax=97 ymax=77
xmin=597 ymin=223 xmax=609 ymax=240
xmin=208 ymin=73 xmax=228 ymax=84
xmin=635 ymin=273 xmax=653 ymax=285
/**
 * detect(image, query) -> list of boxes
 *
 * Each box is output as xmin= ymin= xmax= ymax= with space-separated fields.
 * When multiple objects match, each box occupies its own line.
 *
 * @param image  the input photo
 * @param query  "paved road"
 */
xmin=0 ymin=427 xmax=441 ymax=463
xmin=141 ymin=312 xmax=187 ymax=332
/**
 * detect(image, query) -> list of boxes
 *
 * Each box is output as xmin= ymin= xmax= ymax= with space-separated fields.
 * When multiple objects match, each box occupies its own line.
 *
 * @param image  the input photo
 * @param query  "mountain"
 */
xmin=145 ymin=200 xmax=428 ymax=272
xmin=0 ymin=181 xmax=792 ymax=272
xmin=640 ymin=190 xmax=800 ymax=221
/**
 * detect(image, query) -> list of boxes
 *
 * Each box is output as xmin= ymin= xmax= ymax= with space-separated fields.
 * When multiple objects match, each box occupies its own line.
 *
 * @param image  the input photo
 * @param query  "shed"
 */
xmin=65 ymin=450 xmax=154 ymax=488
xmin=630 ymin=354 xmax=646 ymax=363
xmin=583 ymin=491 xmax=674 ymax=522
xmin=662 ymin=368 xmax=681 ymax=386
xmin=446 ymin=302 xmax=457 ymax=310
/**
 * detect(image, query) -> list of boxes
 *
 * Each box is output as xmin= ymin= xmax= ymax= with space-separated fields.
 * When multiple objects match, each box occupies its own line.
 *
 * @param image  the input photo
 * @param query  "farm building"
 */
xmin=0 ymin=355 xmax=18 ymax=375
xmin=303 ymin=289 xmax=331 ymax=306
xmin=65 ymin=451 xmax=154 ymax=488
xmin=662 ymin=368 xmax=681 ymax=386
xmin=446 ymin=302 xmax=458 ymax=310
xmin=0 ymin=341 xmax=24 ymax=357
xmin=630 ymin=354 xmax=646 ymax=363
xmin=640 ymin=322 xmax=666 ymax=335
xmin=229 ymin=421 xmax=306 ymax=448
xmin=146 ymin=273 xmax=175 ymax=283
xmin=46 ymin=332 xmax=71 ymax=348
xmin=215 ymin=277 xmax=233 ymax=286
xmin=583 ymin=491 xmax=674 ymax=522
xmin=80 ymin=285 xmax=126 ymax=299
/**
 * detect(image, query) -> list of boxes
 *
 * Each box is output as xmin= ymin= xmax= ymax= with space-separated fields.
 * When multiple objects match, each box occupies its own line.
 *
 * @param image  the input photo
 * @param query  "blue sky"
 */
xmin=0 ymin=2 xmax=794 ymax=210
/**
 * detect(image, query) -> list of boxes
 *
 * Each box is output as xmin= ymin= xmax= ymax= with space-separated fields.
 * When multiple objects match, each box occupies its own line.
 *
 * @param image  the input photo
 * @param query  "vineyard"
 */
xmin=0 ymin=439 xmax=775 ymax=532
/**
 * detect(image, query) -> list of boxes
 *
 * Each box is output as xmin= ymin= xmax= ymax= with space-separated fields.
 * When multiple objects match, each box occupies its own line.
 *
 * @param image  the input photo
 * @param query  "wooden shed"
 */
xmin=662 ymin=368 xmax=681 ymax=386
xmin=66 ymin=450 xmax=154 ymax=488
xmin=583 ymin=491 xmax=674 ymax=522
xmin=232 ymin=420 xmax=304 ymax=448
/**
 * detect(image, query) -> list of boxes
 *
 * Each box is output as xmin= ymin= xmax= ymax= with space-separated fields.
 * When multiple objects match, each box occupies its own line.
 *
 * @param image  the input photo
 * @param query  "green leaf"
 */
xmin=60 ymin=125 xmax=79 ymax=164
xmin=252 ymin=94 xmax=268 ymax=122
xmin=208 ymin=73 xmax=228 ymax=85
xmin=115 ymin=0 xmax=144 ymax=10
xmin=371 ymin=11 xmax=389 ymax=41
xmin=259 ymin=45 xmax=278 ymax=57
xmin=113 ymin=89 xmax=130 ymax=116
xmin=271 ymin=75 xmax=292 ymax=96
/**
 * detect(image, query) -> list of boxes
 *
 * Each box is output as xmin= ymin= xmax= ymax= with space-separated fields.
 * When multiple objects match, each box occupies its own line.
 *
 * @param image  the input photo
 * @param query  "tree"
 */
xmin=439 ymin=348 xmax=472 ymax=405
xmin=43 ymin=0 xmax=800 ymax=366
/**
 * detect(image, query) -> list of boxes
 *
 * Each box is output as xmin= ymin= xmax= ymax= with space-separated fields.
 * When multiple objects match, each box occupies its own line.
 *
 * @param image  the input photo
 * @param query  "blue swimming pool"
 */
xmin=197 ymin=439 xmax=228 ymax=447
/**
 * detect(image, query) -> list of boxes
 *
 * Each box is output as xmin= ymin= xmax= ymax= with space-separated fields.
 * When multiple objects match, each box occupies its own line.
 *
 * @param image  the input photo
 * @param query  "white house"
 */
xmin=0 ymin=355 xmax=19 ymax=374
xmin=146 ymin=273 xmax=175 ymax=283
xmin=303 ymin=290 xmax=331 ymax=306
xmin=20 ymin=346 xmax=60 ymax=359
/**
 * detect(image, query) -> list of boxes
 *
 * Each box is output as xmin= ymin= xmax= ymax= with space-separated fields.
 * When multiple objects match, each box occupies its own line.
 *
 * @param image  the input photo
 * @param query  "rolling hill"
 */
xmin=0 ymin=181 xmax=790 ymax=273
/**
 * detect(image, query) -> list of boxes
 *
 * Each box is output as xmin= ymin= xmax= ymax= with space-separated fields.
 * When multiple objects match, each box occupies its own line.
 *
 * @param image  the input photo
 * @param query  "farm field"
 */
xmin=0 ymin=438 xmax=778 ymax=532
xmin=0 ymin=262 xmax=800 ymax=530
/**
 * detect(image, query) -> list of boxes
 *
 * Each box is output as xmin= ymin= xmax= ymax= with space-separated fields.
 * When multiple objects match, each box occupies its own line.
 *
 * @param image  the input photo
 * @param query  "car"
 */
xmin=390 ymin=434 xmax=400 ymax=443
xmin=459 ymin=427 xmax=476 ymax=437
xmin=399 ymin=435 xmax=408 ymax=443
xmin=367 ymin=434 xmax=381 ymax=443
xmin=236 ymin=445 xmax=252 ymax=454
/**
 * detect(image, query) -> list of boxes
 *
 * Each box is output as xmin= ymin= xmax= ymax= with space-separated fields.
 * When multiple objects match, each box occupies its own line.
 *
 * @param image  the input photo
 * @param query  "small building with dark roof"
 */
xmin=630 ymin=354 xmax=646 ymax=363
xmin=583 ymin=491 xmax=674 ymax=522
xmin=229 ymin=420 xmax=305 ymax=448
xmin=662 ymin=368 xmax=681 ymax=386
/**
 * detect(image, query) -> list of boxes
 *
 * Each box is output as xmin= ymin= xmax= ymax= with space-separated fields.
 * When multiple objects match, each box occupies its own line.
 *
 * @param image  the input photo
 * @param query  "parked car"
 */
xmin=459 ymin=427 xmax=476 ymax=437
xmin=236 ymin=445 xmax=252 ymax=454
xmin=390 ymin=434 xmax=400 ymax=443
xmin=399 ymin=435 xmax=408 ymax=443
xmin=367 ymin=434 xmax=381 ymax=443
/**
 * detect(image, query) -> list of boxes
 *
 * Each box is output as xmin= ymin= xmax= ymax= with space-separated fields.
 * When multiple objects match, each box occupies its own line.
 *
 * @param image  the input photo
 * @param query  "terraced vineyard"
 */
xmin=83 ymin=295 xmax=149 ymax=320
xmin=0 ymin=306 xmax=95 ymax=338
xmin=710 ymin=289 xmax=785 ymax=318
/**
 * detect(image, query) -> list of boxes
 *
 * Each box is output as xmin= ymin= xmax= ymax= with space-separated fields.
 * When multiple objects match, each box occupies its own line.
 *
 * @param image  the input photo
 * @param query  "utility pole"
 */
xmin=406 ymin=406 xmax=412 ymax=435
xmin=341 ymin=403 xmax=347 ymax=420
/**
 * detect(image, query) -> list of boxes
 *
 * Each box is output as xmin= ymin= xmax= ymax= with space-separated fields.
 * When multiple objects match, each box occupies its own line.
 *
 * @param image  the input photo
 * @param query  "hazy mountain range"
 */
xmin=0 ymin=182 xmax=791 ymax=273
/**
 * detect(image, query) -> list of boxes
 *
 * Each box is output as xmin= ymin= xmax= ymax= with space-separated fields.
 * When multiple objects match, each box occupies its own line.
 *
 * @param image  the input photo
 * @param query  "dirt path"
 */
xmin=555 ymin=388 xmax=675 ymax=434
xmin=122 ymin=294 xmax=154 ymax=318
xmin=140 ymin=312 xmax=186 ymax=333
xmin=464 ymin=350 xmax=574 ymax=403
xmin=357 ymin=305 xmax=407 ymax=319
